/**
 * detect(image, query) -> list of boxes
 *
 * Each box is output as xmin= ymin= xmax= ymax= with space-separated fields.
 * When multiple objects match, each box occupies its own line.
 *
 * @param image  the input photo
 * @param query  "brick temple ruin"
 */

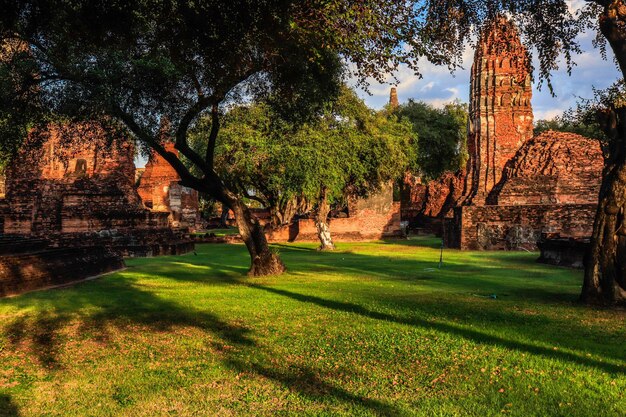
xmin=402 ymin=16 xmax=604 ymax=255
xmin=266 ymin=183 xmax=402 ymax=243
xmin=463 ymin=16 xmax=535 ymax=205
xmin=0 ymin=123 xmax=197 ymax=296
xmin=136 ymin=142 xmax=200 ymax=230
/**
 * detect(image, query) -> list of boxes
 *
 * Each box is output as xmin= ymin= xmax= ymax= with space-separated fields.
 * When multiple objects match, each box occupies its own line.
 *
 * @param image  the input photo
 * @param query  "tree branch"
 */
xmin=174 ymin=96 xmax=212 ymax=175
xmin=113 ymin=106 xmax=206 ymax=191
xmin=206 ymin=104 xmax=220 ymax=168
xmin=242 ymin=188 xmax=268 ymax=207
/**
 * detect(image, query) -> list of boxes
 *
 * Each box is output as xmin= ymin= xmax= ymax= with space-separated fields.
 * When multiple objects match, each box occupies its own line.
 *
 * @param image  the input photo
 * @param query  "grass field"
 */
xmin=194 ymin=228 xmax=240 ymax=237
xmin=0 ymin=238 xmax=624 ymax=416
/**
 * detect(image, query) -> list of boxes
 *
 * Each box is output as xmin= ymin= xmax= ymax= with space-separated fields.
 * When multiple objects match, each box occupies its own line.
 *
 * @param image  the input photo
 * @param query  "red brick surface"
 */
xmin=489 ymin=131 xmax=603 ymax=205
xmin=2 ymin=123 xmax=193 ymax=255
xmin=442 ymin=18 xmax=605 ymax=251
xmin=266 ymin=185 xmax=402 ymax=242
xmin=447 ymin=204 xmax=598 ymax=250
xmin=463 ymin=17 xmax=534 ymax=205
xmin=136 ymin=142 xmax=200 ymax=229
xmin=402 ymin=171 xmax=465 ymax=222
xmin=267 ymin=203 xmax=402 ymax=243
xmin=4 ymin=123 xmax=148 ymax=235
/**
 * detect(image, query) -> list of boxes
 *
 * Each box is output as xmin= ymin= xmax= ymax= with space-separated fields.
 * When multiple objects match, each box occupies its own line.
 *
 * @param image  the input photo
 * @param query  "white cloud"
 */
xmin=566 ymin=0 xmax=587 ymax=13
xmin=353 ymin=23 xmax=620 ymax=120
xmin=534 ymin=108 xmax=564 ymax=121
xmin=420 ymin=81 xmax=435 ymax=92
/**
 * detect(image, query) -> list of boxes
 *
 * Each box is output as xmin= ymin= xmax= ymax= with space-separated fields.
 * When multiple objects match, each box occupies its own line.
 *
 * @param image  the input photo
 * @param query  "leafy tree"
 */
xmin=0 ymin=1 xmax=431 ymax=276
xmin=197 ymin=86 xmax=414 ymax=250
xmin=396 ymin=100 xmax=468 ymax=179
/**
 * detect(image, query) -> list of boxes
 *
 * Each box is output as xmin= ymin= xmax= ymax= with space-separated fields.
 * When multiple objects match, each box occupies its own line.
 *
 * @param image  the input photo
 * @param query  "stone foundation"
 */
xmin=267 ymin=202 xmax=402 ymax=242
xmin=51 ymin=228 xmax=195 ymax=257
xmin=0 ymin=236 xmax=124 ymax=297
xmin=537 ymin=237 xmax=589 ymax=269
xmin=445 ymin=204 xmax=597 ymax=250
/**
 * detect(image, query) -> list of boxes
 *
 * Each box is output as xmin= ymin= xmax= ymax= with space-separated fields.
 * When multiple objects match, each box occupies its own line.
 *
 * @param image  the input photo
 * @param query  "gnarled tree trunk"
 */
xmin=583 ymin=154 xmax=626 ymax=305
xmin=269 ymin=197 xmax=299 ymax=230
xmin=210 ymin=179 xmax=284 ymax=276
xmin=230 ymin=198 xmax=285 ymax=276
xmin=315 ymin=187 xmax=335 ymax=251
xmin=582 ymin=1 xmax=626 ymax=306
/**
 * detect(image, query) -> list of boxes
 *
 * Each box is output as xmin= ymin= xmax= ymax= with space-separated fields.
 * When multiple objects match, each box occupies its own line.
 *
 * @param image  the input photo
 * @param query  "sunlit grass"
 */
xmin=0 ymin=237 xmax=624 ymax=416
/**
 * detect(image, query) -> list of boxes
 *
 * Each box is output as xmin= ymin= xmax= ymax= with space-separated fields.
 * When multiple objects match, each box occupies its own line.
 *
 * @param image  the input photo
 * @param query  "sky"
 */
xmin=353 ymin=3 xmax=622 ymax=120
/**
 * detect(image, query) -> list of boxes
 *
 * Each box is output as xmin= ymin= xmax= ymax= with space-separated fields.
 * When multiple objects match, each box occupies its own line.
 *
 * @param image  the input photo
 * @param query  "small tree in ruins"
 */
xmin=197 ymin=86 xmax=414 ymax=250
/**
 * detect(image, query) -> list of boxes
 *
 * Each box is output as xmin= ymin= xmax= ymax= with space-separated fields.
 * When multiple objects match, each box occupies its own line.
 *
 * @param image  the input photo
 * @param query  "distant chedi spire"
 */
xmin=389 ymin=87 xmax=399 ymax=109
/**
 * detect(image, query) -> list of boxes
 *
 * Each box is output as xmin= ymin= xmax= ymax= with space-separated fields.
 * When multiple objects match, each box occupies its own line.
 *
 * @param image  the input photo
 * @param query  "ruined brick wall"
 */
xmin=4 ymin=123 xmax=147 ymax=235
xmin=446 ymin=204 xmax=597 ymax=250
xmin=136 ymin=143 xmax=200 ymax=229
xmin=0 ymin=245 xmax=124 ymax=297
xmin=463 ymin=16 xmax=534 ymax=205
xmin=401 ymin=171 xmax=465 ymax=226
xmin=2 ymin=123 xmax=194 ymax=257
xmin=267 ymin=203 xmax=402 ymax=243
xmin=489 ymin=131 xmax=603 ymax=205
xmin=266 ymin=185 xmax=402 ymax=242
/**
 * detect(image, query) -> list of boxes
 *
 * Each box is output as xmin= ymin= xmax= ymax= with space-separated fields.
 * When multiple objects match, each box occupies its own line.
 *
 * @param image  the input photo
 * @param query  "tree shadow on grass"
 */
xmin=269 ymin=244 xmax=578 ymax=302
xmin=0 ymin=394 xmax=20 ymax=417
xmin=248 ymin=284 xmax=625 ymax=375
xmin=224 ymin=357 xmax=406 ymax=417
xmin=271 ymin=243 xmax=318 ymax=252
xmin=2 ymin=276 xmax=254 ymax=369
xmin=381 ymin=237 xmax=443 ymax=249
xmin=131 ymin=244 xmax=622 ymax=368
xmin=5 ymin=313 xmax=63 ymax=369
xmin=0 ymin=273 xmax=406 ymax=416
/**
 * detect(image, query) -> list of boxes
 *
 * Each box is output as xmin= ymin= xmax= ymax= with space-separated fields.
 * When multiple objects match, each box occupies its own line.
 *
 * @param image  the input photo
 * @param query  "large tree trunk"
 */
xmin=583 ymin=158 xmax=626 ymax=305
xmin=315 ymin=188 xmax=335 ymax=251
xmin=269 ymin=197 xmax=298 ymax=230
xmin=209 ymin=179 xmax=284 ymax=276
xmin=582 ymin=1 xmax=626 ymax=306
xmin=230 ymin=198 xmax=285 ymax=276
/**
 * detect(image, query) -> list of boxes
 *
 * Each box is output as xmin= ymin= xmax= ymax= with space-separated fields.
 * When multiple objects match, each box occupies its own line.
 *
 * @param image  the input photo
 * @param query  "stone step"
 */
xmin=0 ymin=246 xmax=125 ymax=297
xmin=0 ymin=235 xmax=49 ymax=255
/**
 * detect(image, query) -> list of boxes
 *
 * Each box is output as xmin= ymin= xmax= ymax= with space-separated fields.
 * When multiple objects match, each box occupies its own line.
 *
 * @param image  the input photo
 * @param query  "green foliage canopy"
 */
xmin=0 ymin=0 xmax=592 ymax=179
xmin=396 ymin=100 xmax=468 ymax=180
xmin=191 ymin=87 xmax=414 ymax=224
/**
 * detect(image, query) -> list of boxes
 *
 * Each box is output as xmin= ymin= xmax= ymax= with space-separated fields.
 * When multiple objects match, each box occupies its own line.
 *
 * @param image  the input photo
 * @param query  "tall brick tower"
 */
xmin=463 ymin=16 xmax=534 ymax=205
xmin=389 ymin=87 xmax=399 ymax=109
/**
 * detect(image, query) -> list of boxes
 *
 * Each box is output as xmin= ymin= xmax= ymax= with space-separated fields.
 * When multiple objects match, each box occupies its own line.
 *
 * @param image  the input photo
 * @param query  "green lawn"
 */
xmin=0 ymin=238 xmax=624 ymax=416
xmin=194 ymin=228 xmax=240 ymax=237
